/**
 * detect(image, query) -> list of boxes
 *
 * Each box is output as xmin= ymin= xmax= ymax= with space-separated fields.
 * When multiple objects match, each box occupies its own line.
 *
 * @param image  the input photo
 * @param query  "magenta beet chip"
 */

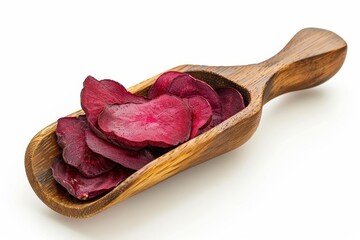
xmin=167 ymin=74 xmax=223 ymax=127
xmin=216 ymin=87 xmax=245 ymax=120
xmin=185 ymin=96 xmax=212 ymax=138
xmin=51 ymin=157 xmax=132 ymax=200
xmin=85 ymin=129 xmax=155 ymax=170
xmin=98 ymin=95 xmax=191 ymax=148
xmin=56 ymin=116 xmax=116 ymax=177
xmin=80 ymin=76 xmax=147 ymax=128
xmin=148 ymin=71 xmax=186 ymax=99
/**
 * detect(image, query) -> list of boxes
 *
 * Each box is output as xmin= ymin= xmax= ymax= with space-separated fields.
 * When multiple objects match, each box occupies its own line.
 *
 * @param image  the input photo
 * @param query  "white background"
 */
xmin=1 ymin=0 xmax=359 ymax=239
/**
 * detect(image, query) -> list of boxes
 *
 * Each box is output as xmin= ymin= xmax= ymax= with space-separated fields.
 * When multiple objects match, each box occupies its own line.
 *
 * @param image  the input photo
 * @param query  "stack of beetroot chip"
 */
xmin=51 ymin=72 xmax=245 ymax=200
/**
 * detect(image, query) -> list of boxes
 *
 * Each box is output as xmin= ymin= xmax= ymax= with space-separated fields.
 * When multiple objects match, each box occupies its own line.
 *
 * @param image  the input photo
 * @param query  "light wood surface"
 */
xmin=25 ymin=28 xmax=347 ymax=218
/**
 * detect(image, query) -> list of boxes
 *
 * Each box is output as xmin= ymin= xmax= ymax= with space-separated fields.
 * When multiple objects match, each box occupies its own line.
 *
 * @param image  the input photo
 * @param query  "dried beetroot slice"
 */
xmin=56 ymin=116 xmax=116 ymax=177
xmin=216 ymin=87 xmax=245 ymax=120
xmin=51 ymin=157 xmax=132 ymax=200
xmin=185 ymin=96 xmax=212 ymax=138
xmin=168 ymin=74 xmax=223 ymax=127
xmin=85 ymin=129 xmax=155 ymax=170
xmin=80 ymin=75 xmax=147 ymax=128
xmin=148 ymin=71 xmax=186 ymax=99
xmin=98 ymin=95 xmax=191 ymax=148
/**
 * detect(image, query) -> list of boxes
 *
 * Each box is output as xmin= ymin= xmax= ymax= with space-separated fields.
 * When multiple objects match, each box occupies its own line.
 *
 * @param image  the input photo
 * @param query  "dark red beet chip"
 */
xmin=148 ymin=71 xmax=186 ymax=99
xmin=168 ymin=74 xmax=223 ymax=127
xmin=185 ymin=96 xmax=212 ymax=138
xmin=85 ymin=129 xmax=155 ymax=170
xmin=80 ymin=75 xmax=147 ymax=128
xmin=56 ymin=116 xmax=116 ymax=177
xmin=216 ymin=87 xmax=245 ymax=120
xmin=51 ymin=157 xmax=132 ymax=200
xmin=98 ymin=95 xmax=191 ymax=148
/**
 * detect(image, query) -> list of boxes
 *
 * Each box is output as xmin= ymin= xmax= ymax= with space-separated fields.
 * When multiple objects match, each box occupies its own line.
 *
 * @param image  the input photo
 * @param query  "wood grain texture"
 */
xmin=25 ymin=28 xmax=347 ymax=218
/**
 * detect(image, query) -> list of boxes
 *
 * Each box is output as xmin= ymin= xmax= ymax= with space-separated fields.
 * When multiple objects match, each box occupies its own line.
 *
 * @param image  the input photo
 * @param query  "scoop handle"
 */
xmin=261 ymin=28 xmax=347 ymax=102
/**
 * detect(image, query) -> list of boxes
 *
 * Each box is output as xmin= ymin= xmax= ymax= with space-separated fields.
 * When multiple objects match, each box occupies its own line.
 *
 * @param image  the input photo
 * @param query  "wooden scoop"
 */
xmin=25 ymin=28 xmax=347 ymax=218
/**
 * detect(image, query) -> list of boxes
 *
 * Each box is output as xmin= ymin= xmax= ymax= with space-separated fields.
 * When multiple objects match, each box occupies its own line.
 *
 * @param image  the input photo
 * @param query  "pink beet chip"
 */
xmin=148 ymin=71 xmax=186 ymax=99
xmin=56 ymin=116 xmax=116 ymax=177
xmin=185 ymin=96 xmax=212 ymax=138
xmin=85 ymin=129 xmax=155 ymax=170
xmin=98 ymin=95 xmax=191 ymax=148
xmin=168 ymin=74 xmax=223 ymax=128
xmin=216 ymin=87 xmax=245 ymax=120
xmin=80 ymin=76 xmax=147 ymax=128
xmin=51 ymin=157 xmax=132 ymax=200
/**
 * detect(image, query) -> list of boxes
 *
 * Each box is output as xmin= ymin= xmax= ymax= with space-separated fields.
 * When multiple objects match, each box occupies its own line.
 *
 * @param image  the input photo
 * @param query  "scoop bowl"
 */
xmin=25 ymin=28 xmax=347 ymax=218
